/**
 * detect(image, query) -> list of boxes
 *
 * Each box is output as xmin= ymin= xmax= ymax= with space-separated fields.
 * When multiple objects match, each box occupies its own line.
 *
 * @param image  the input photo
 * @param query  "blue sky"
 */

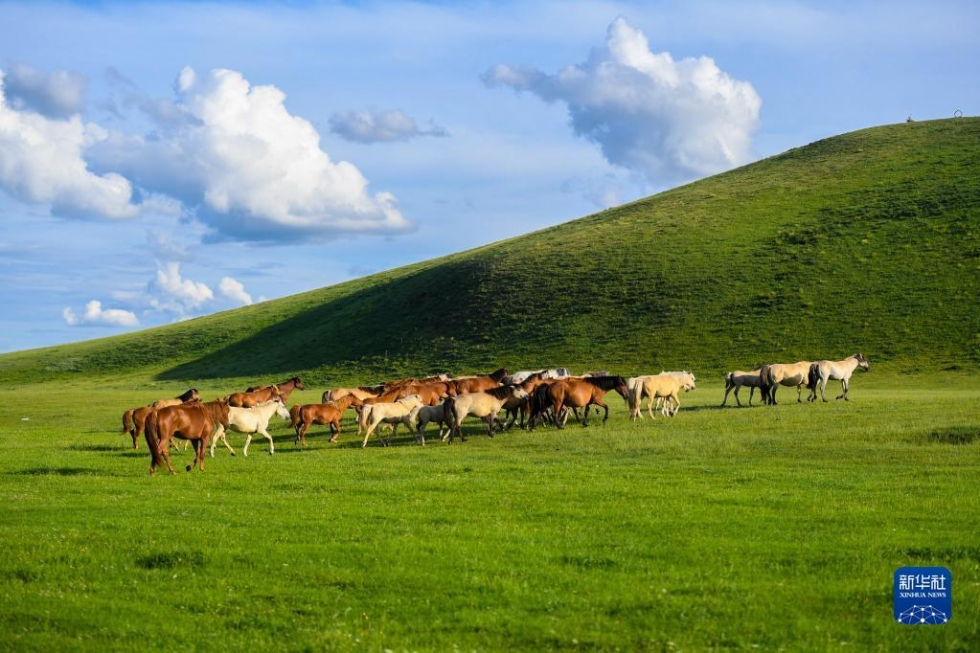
xmin=1 ymin=0 xmax=977 ymax=353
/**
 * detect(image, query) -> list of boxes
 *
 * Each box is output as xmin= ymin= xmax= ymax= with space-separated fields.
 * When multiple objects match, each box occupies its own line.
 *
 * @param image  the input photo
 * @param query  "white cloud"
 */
xmin=483 ymin=16 xmax=762 ymax=185
xmin=329 ymin=108 xmax=449 ymax=143
xmin=2 ymin=62 xmax=86 ymax=118
xmin=63 ymin=300 xmax=138 ymax=327
xmin=90 ymin=67 xmax=413 ymax=242
xmin=0 ymin=70 xmax=142 ymax=219
xmin=219 ymin=276 xmax=252 ymax=306
xmin=151 ymin=262 xmax=213 ymax=310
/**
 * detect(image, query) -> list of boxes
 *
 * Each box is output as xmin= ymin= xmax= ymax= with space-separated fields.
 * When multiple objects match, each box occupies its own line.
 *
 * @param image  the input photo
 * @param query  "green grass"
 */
xmin=1 ymin=118 xmax=978 ymax=385
xmin=1 ymin=375 xmax=978 ymax=651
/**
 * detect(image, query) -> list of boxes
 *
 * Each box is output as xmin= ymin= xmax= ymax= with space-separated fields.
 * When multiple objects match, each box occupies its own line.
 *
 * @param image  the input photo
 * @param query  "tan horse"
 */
xmin=760 ymin=361 xmax=812 ymax=404
xmin=145 ymin=400 xmax=230 ymax=475
xmin=720 ymin=369 xmax=766 ymax=407
xmin=360 ymin=394 xmax=425 ymax=448
xmin=445 ymin=386 xmax=528 ymax=442
xmin=321 ymin=385 xmax=384 ymax=403
xmin=293 ymin=394 xmax=363 ymax=445
xmin=807 ymin=353 xmax=870 ymax=402
xmin=627 ymin=372 xmax=696 ymax=420
xmin=210 ymin=399 xmax=291 ymax=457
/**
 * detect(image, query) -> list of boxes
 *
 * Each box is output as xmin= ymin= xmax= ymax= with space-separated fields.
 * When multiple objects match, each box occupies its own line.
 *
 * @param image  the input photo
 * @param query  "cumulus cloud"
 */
xmin=329 ymin=108 xmax=449 ymax=143
xmin=150 ymin=262 xmax=213 ymax=311
xmin=2 ymin=62 xmax=86 ymax=118
xmin=483 ymin=17 xmax=762 ymax=185
xmin=0 ymin=70 xmax=142 ymax=219
xmin=63 ymin=300 xmax=139 ymax=328
xmin=89 ymin=67 xmax=413 ymax=242
xmin=219 ymin=276 xmax=252 ymax=306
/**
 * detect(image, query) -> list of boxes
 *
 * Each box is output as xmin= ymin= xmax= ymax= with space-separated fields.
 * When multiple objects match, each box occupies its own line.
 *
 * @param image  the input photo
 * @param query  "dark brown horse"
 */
xmin=540 ymin=376 xmax=629 ymax=428
xmin=245 ymin=377 xmax=304 ymax=402
xmin=121 ymin=389 xmax=200 ymax=448
xmin=293 ymin=394 xmax=363 ymax=445
xmin=144 ymin=400 xmax=230 ymax=475
xmin=450 ymin=367 xmax=508 ymax=395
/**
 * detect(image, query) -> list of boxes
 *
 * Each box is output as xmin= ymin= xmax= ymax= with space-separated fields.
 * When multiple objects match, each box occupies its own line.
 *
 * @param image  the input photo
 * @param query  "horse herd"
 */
xmin=121 ymin=354 xmax=869 ymax=475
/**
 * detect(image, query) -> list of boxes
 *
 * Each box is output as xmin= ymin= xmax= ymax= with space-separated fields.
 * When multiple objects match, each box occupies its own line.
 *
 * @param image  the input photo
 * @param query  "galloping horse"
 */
xmin=539 ymin=376 xmax=629 ymax=429
xmin=807 ymin=353 xmax=870 ymax=402
xmin=121 ymin=389 xmax=200 ymax=448
xmin=227 ymin=384 xmax=282 ymax=408
xmin=760 ymin=361 xmax=812 ymax=404
xmin=293 ymin=394 xmax=363 ymax=446
xmin=247 ymin=376 xmax=304 ymax=402
xmin=210 ymin=399 xmax=291 ymax=457
xmin=720 ymin=369 xmax=766 ymax=407
xmin=145 ymin=399 xmax=230 ymax=475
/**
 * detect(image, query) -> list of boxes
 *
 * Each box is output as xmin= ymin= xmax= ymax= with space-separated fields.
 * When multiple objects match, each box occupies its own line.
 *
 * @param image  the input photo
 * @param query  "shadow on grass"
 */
xmin=910 ymin=426 xmax=979 ymax=445
xmin=10 ymin=467 xmax=119 ymax=477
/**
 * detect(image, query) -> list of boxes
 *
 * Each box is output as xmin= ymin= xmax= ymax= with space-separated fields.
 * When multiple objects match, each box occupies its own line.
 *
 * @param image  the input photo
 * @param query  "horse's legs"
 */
xmin=837 ymin=378 xmax=849 ymax=401
xmin=598 ymin=400 xmax=610 ymax=424
xmin=329 ymin=419 xmax=341 ymax=443
xmin=582 ymin=404 xmax=591 ymax=427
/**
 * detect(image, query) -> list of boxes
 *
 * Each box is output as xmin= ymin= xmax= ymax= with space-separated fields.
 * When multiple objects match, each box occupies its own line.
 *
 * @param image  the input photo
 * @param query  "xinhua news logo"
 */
xmin=894 ymin=567 xmax=951 ymax=625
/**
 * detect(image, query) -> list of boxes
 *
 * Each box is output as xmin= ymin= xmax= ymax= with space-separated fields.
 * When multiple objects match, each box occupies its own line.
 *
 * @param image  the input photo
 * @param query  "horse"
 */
xmin=293 ymin=394 xmax=363 ymax=446
xmin=720 ymin=369 xmax=766 ymax=407
xmin=444 ymin=386 xmax=529 ymax=442
xmin=450 ymin=367 xmax=509 ymax=395
xmin=226 ymin=384 xmax=282 ymax=408
xmin=359 ymin=394 xmax=425 ymax=448
xmin=759 ymin=361 xmax=812 ymax=404
xmin=408 ymin=402 xmax=452 ymax=445
xmin=537 ymin=376 xmax=629 ymax=429
xmin=627 ymin=372 xmax=696 ymax=420
xmin=144 ymin=399 xmax=230 ymax=475
xmin=396 ymin=380 xmax=456 ymax=406
xmin=121 ymin=389 xmax=200 ymax=448
xmin=210 ymin=399 xmax=291 ymax=457
xmin=321 ymin=385 xmax=384 ymax=404
xmin=807 ymin=353 xmax=871 ymax=402
xmin=247 ymin=377 xmax=304 ymax=403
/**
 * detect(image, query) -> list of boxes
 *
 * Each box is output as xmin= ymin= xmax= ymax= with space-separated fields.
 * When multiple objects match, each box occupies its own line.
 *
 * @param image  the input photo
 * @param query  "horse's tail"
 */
xmin=144 ymin=410 xmax=163 ymax=471
xmin=122 ymin=408 xmax=135 ymax=434
xmin=806 ymin=362 xmax=820 ymax=391
xmin=289 ymin=404 xmax=302 ymax=430
xmin=723 ymin=372 xmax=734 ymax=390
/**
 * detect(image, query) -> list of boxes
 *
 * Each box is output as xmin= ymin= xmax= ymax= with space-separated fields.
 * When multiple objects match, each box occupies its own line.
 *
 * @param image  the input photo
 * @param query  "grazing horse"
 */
xmin=360 ymin=394 xmax=425 ymax=447
xmin=627 ymin=372 xmax=696 ymax=420
xmin=444 ymin=386 xmax=529 ymax=442
xmin=450 ymin=367 xmax=509 ymax=395
xmin=210 ymin=399 xmax=291 ymax=457
xmin=760 ymin=361 xmax=812 ymax=404
xmin=145 ymin=400 xmax=230 ymax=475
xmin=227 ymin=384 xmax=282 ymax=408
xmin=720 ymin=369 xmax=766 ymax=407
xmin=121 ymin=389 xmax=200 ymax=448
xmin=540 ymin=376 xmax=629 ymax=429
xmin=247 ymin=377 xmax=304 ymax=403
xmin=293 ymin=394 xmax=363 ymax=446
xmin=807 ymin=353 xmax=871 ymax=402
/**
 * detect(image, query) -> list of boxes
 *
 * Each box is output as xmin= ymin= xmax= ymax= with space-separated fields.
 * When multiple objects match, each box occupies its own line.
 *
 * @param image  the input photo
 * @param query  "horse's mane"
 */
xmin=484 ymin=385 xmax=517 ymax=400
xmin=178 ymin=388 xmax=199 ymax=402
xmin=584 ymin=375 xmax=627 ymax=389
xmin=488 ymin=367 xmax=509 ymax=383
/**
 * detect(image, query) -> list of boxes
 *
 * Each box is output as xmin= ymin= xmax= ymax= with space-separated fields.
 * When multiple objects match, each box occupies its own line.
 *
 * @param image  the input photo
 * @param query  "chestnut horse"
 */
xmin=227 ymin=384 xmax=282 ymax=408
xmin=450 ymin=367 xmax=508 ymax=395
xmin=538 ymin=376 xmax=629 ymax=429
xmin=121 ymin=389 xmax=199 ymax=448
xmin=293 ymin=394 xmax=363 ymax=446
xmin=247 ymin=376 xmax=304 ymax=402
xmin=144 ymin=399 xmax=230 ymax=475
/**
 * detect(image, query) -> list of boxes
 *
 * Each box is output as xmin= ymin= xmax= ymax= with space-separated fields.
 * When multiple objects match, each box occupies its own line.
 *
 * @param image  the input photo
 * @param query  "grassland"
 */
xmin=1 ymin=376 xmax=978 ymax=651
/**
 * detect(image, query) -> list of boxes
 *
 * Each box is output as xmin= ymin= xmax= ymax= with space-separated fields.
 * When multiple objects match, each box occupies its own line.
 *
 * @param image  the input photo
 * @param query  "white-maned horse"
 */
xmin=807 ymin=353 xmax=870 ymax=402
xmin=627 ymin=371 xmax=696 ymax=420
xmin=360 ymin=394 xmax=424 ymax=448
xmin=210 ymin=399 xmax=290 ymax=457
xmin=760 ymin=361 xmax=812 ymax=404
xmin=721 ymin=368 xmax=766 ymax=407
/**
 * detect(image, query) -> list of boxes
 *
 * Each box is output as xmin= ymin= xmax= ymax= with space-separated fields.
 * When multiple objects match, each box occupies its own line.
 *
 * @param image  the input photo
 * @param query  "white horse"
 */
xmin=210 ymin=399 xmax=290 ymax=457
xmin=627 ymin=371 xmax=696 ymax=420
xmin=360 ymin=394 xmax=424 ymax=448
xmin=807 ymin=353 xmax=870 ymax=402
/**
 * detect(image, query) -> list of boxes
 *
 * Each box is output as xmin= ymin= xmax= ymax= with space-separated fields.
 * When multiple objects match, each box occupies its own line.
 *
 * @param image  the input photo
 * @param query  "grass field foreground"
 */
xmin=1 ymin=375 xmax=978 ymax=651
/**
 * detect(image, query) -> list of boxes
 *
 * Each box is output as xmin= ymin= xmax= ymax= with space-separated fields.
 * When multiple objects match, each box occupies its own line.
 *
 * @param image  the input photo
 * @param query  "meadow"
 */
xmin=1 ymin=373 xmax=978 ymax=651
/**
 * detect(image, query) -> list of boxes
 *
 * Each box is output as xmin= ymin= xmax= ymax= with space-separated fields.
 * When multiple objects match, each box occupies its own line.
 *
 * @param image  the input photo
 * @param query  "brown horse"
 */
xmin=450 ymin=367 xmax=508 ymax=395
xmin=121 ymin=389 xmax=200 ymax=448
xmin=539 ymin=376 xmax=629 ymax=428
xmin=321 ymin=385 xmax=384 ymax=403
xmin=227 ymin=384 xmax=282 ymax=408
xmin=144 ymin=399 xmax=230 ymax=475
xmin=396 ymin=380 xmax=457 ymax=406
xmin=245 ymin=376 xmax=304 ymax=402
xmin=293 ymin=394 xmax=363 ymax=445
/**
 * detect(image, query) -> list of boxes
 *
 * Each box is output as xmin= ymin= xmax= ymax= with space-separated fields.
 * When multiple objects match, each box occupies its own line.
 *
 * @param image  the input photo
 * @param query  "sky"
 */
xmin=0 ymin=0 xmax=977 ymax=353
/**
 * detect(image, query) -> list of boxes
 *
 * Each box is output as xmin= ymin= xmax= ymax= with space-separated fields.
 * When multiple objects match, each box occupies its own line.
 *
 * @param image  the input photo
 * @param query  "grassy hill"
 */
xmin=2 ymin=118 xmax=979 ymax=385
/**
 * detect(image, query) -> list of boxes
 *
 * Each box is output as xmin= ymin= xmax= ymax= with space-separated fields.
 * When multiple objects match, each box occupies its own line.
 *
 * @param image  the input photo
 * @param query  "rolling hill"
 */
xmin=2 ymin=117 xmax=978 ymax=386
